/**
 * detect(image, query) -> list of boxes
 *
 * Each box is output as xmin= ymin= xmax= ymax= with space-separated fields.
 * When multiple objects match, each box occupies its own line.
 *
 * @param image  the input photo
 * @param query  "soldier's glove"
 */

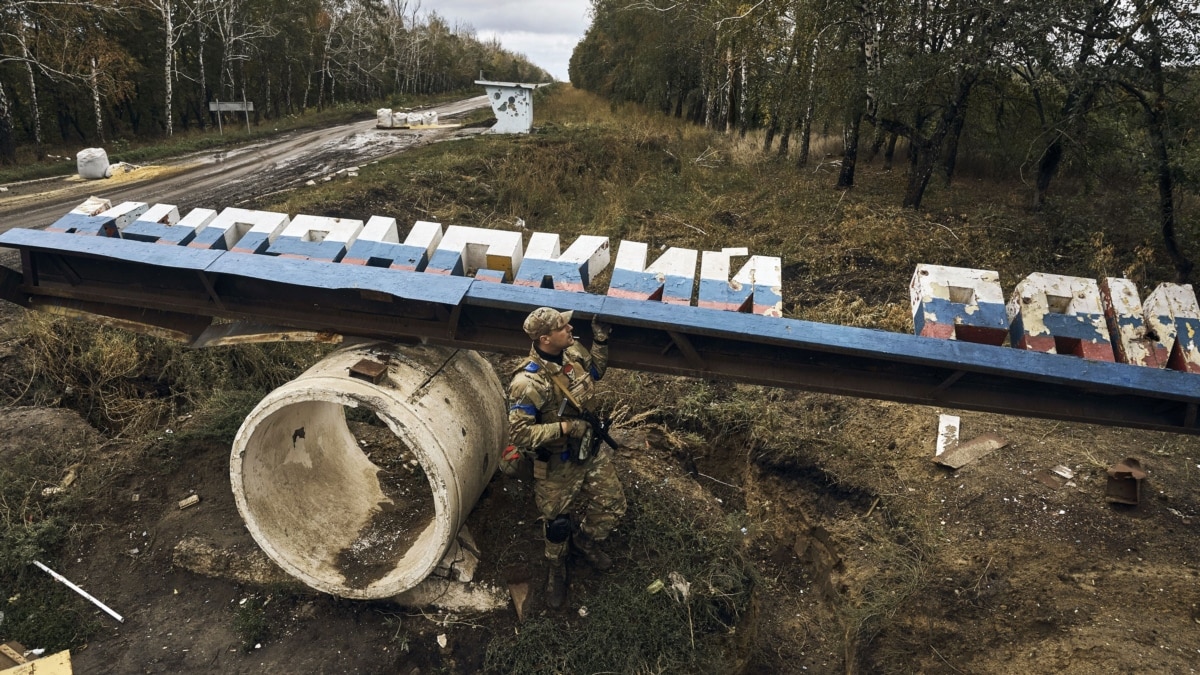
xmin=562 ymin=418 xmax=589 ymax=439
xmin=591 ymin=318 xmax=611 ymax=342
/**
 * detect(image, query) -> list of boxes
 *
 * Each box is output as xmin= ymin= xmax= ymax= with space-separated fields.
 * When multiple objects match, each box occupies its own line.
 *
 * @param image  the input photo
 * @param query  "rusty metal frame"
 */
xmin=2 ymin=228 xmax=1199 ymax=435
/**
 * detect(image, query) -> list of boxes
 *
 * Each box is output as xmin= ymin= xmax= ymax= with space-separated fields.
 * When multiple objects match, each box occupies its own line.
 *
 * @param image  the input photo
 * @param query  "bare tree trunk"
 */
xmin=1148 ymin=109 xmax=1189 ymax=282
xmin=797 ymin=28 xmax=822 ymax=167
xmin=91 ymin=58 xmax=105 ymax=143
xmin=163 ymin=1 xmax=174 ymax=136
xmin=724 ymin=47 xmax=735 ymax=133
xmin=764 ymin=22 xmax=801 ymax=154
xmin=903 ymin=73 xmax=976 ymax=208
xmin=700 ymin=82 xmax=710 ymax=127
xmin=882 ymin=132 xmax=897 ymax=171
xmin=1127 ymin=5 xmax=1191 ymax=282
xmin=737 ymin=53 xmax=748 ymax=137
xmin=16 ymin=16 xmax=43 ymax=156
xmin=941 ymin=101 xmax=969 ymax=185
xmin=837 ymin=112 xmax=863 ymax=189
xmin=317 ymin=20 xmax=335 ymax=110
xmin=0 ymin=84 xmax=16 ymax=164
xmin=302 ymin=28 xmax=316 ymax=110
xmin=22 ymin=43 xmax=44 ymax=158
xmin=198 ymin=19 xmax=209 ymax=130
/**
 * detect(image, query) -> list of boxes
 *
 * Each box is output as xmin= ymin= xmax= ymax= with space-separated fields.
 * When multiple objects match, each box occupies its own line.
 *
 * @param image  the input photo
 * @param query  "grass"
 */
xmin=233 ymin=595 xmax=270 ymax=651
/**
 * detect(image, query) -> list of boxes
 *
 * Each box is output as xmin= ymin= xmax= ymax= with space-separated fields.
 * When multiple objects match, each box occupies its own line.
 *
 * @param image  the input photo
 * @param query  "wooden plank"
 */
xmin=0 ymin=642 xmax=27 ymax=667
xmin=0 ymin=649 xmax=72 ymax=675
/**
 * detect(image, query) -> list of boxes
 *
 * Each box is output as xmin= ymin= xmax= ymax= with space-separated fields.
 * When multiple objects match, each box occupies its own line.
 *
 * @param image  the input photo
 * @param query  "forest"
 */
xmin=0 ymin=0 xmax=548 ymax=161
xmin=570 ymin=0 xmax=1200 ymax=281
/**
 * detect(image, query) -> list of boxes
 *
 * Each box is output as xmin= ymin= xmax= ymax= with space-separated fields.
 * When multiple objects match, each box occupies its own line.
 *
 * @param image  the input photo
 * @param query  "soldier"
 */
xmin=507 ymin=307 xmax=627 ymax=609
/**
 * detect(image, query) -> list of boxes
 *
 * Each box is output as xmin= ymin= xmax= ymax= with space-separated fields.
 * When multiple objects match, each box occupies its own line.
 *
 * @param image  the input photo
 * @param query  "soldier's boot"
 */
xmin=572 ymin=532 xmax=612 ymax=571
xmin=545 ymin=558 xmax=568 ymax=609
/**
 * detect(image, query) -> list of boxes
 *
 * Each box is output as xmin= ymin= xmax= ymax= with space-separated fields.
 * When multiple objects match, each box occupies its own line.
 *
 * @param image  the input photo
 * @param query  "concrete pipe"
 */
xmin=230 ymin=343 xmax=505 ymax=599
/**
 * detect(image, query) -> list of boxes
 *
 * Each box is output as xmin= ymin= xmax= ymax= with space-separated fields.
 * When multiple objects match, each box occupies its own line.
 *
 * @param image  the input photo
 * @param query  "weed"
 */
xmin=233 ymin=595 xmax=270 ymax=651
xmin=0 ymin=418 xmax=101 ymax=652
xmin=484 ymin=477 xmax=756 ymax=674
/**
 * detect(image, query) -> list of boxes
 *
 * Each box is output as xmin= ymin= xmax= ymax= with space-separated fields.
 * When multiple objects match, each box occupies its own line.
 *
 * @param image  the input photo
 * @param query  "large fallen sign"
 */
xmin=2 ymin=199 xmax=1199 ymax=601
xmin=1 ymin=200 xmax=1198 ymax=436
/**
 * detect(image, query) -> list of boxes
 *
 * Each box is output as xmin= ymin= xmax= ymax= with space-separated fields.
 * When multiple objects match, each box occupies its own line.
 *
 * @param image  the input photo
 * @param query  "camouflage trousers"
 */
xmin=536 ymin=446 xmax=627 ymax=561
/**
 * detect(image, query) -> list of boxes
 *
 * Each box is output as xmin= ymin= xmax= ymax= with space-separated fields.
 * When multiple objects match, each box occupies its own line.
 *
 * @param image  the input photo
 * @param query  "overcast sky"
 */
xmin=420 ymin=1 xmax=592 ymax=82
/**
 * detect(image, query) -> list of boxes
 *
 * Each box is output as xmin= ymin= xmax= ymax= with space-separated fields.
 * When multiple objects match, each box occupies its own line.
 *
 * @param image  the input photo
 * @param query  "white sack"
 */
xmin=76 ymin=148 xmax=111 ymax=180
xmin=376 ymin=108 xmax=393 ymax=128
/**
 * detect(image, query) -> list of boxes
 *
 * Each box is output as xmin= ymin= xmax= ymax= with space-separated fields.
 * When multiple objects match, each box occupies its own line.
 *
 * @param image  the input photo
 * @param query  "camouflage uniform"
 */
xmin=508 ymin=318 xmax=627 ymax=563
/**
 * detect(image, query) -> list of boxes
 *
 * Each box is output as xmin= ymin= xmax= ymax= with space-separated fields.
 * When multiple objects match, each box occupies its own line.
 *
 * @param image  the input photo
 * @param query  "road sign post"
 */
xmin=209 ymin=100 xmax=255 ymax=134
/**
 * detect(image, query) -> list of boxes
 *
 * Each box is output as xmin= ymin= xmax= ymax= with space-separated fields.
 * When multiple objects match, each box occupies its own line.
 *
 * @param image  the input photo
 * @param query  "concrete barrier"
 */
xmin=230 ymin=343 xmax=506 ymax=599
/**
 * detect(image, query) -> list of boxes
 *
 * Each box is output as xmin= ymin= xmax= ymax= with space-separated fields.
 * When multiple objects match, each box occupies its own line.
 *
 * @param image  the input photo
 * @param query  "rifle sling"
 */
xmin=548 ymin=369 xmax=585 ymax=413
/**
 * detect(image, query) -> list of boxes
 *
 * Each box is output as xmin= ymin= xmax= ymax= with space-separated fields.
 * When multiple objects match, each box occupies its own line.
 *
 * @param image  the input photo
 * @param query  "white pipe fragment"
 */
xmin=32 ymin=560 xmax=124 ymax=623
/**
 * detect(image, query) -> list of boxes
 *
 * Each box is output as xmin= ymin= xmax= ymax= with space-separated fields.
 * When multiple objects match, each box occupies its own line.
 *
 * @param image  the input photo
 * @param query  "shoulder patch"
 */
xmin=524 ymin=361 xmax=540 ymax=373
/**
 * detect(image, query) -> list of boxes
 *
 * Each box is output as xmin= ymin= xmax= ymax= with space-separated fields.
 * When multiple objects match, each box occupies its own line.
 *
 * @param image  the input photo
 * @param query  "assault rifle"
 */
xmin=579 ymin=409 xmax=619 ymax=451
xmin=558 ymin=397 xmax=619 ymax=462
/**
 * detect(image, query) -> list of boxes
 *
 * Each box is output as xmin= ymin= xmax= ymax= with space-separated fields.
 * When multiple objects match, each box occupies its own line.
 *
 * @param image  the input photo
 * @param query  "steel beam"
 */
xmin=1 ymin=228 xmax=1198 ymax=435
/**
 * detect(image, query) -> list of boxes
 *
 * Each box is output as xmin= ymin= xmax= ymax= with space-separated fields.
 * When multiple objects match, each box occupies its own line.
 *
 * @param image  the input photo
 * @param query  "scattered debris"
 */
xmin=1034 ymin=464 xmax=1075 ymax=489
xmin=508 ymin=579 xmax=530 ymax=622
xmin=935 ymin=414 xmax=960 ymax=456
xmin=667 ymin=571 xmax=691 ymax=602
xmin=936 ymin=433 xmax=1008 ymax=469
xmin=646 ymin=578 xmax=665 ymax=594
xmin=305 ymin=180 xmax=316 ymax=186
xmin=32 ymin=560 xmax=124 ymax=623
xmin=178 ymin=494 xmax=201 ymax=509
xmin=41 ymin=486 xmax=63 ymax=497
xmin=1034 ymin=470 xmax=1064 ymax=489
xmin=436 ymin=634 xmax=448 ymax=649
xmin=0 ymin=186 xmax=8 ymax=192
xmin=1105 ymin=457 xmax=1147 ymax=505
xmin=578 ymin=606 xmax=589 ymax=618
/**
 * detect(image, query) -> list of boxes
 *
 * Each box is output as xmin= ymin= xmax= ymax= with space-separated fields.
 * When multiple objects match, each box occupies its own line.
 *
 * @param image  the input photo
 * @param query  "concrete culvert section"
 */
xmin=230 ymin=343 xmax=505 ymax=599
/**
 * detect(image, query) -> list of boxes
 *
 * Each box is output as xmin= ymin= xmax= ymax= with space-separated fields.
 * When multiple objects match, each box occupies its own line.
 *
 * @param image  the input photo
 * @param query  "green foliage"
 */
xmin=0 ymin=427 xmax=98 ymax=651
xmin=2 ymin=581 xmax=100 ymax=653
xmin=484 ymin=485 xmax=755 ymax=674
xmin=233 ymin=596 xmax=270 ymax=651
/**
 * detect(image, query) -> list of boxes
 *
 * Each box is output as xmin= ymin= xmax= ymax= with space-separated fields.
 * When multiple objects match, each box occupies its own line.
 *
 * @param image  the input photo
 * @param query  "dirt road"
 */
xmin=0 ymin=95 xmax=491 ymax=232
